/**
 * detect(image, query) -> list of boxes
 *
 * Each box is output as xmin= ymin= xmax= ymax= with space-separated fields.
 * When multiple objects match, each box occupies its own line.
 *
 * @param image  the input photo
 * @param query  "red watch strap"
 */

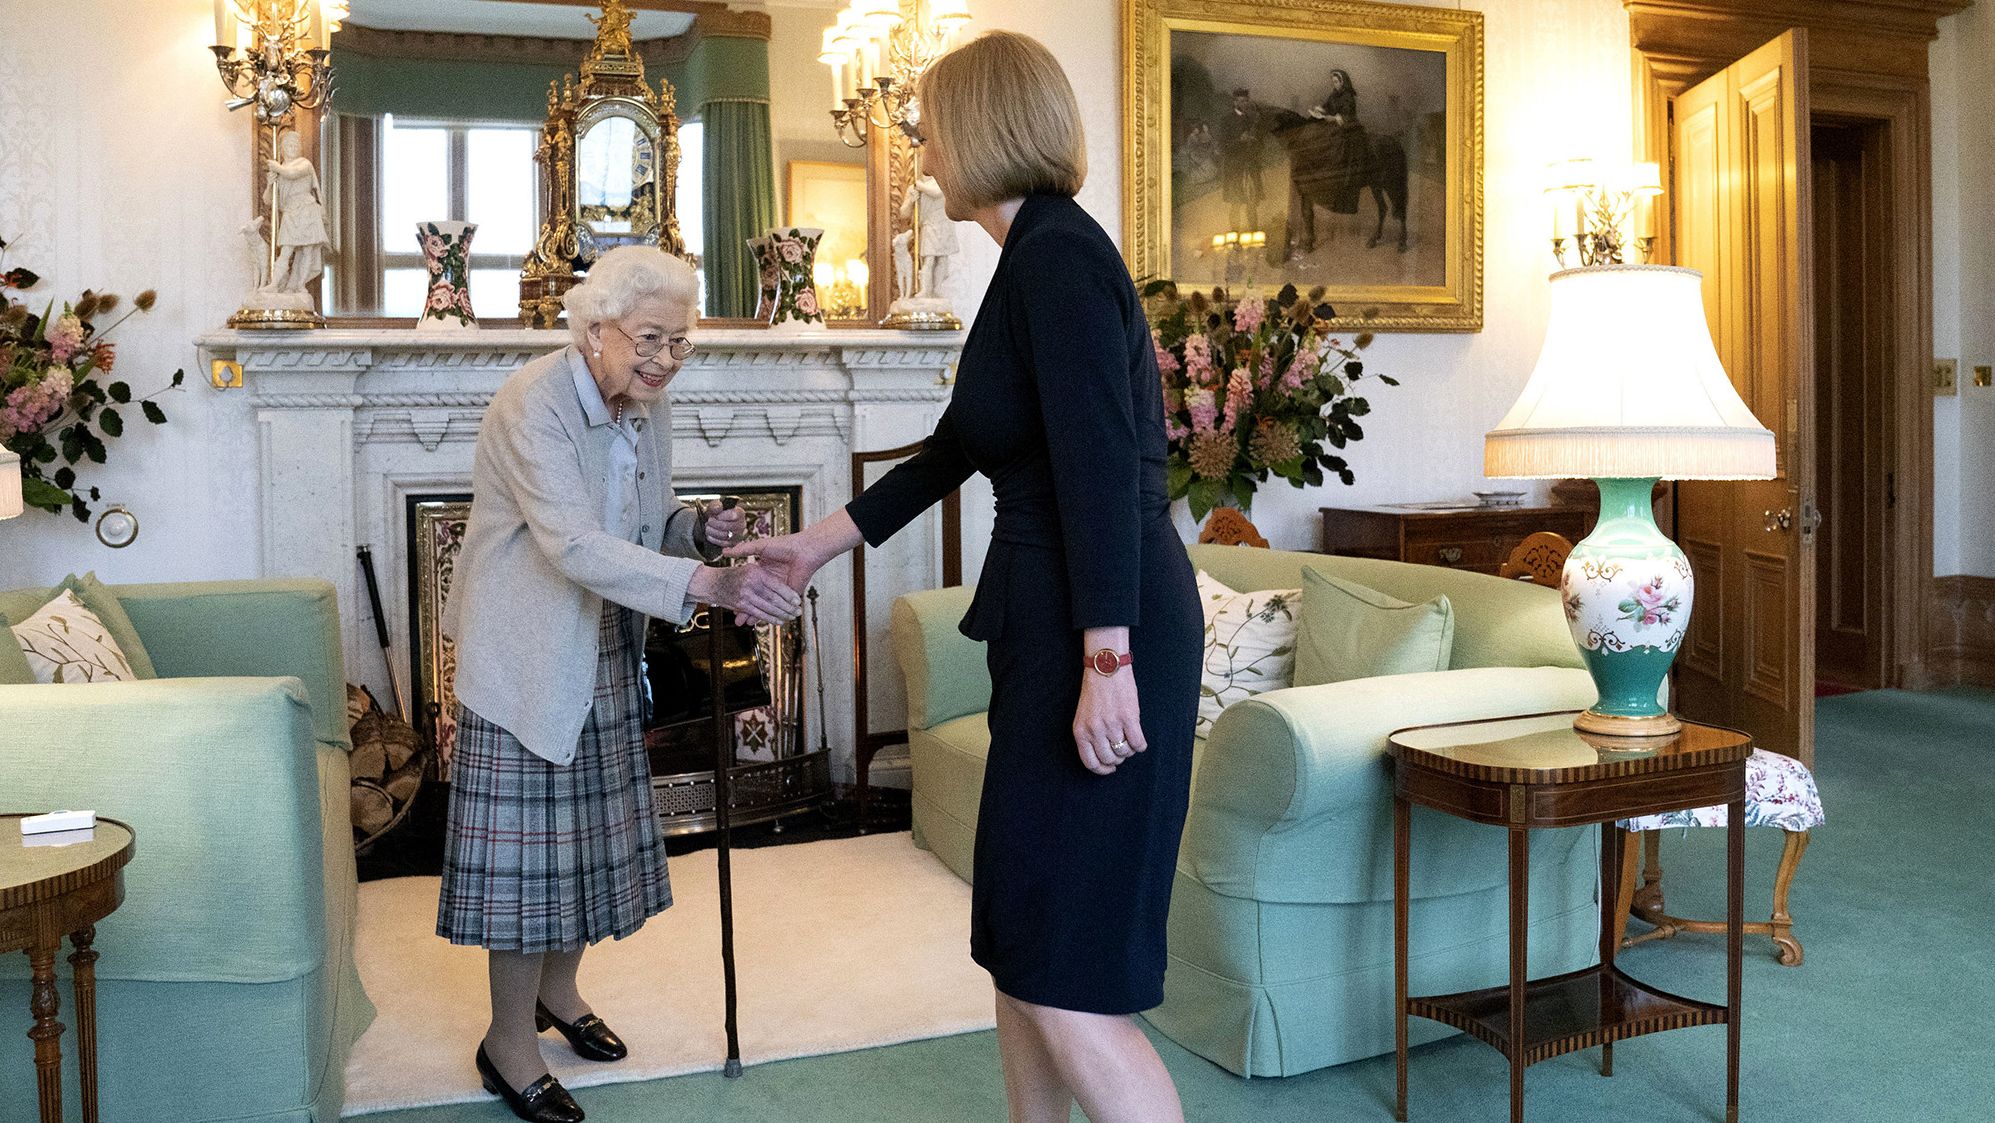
xmin=1086 ymin=649 xmax=1134 ymax=675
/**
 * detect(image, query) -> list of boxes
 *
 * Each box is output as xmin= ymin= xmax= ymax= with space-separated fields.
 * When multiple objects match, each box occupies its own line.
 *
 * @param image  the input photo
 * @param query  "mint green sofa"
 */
xmin=891 ymin=544 xmax=1605 ymax=1077
xmin=0 ymin=579 xmax=374 ymax=1121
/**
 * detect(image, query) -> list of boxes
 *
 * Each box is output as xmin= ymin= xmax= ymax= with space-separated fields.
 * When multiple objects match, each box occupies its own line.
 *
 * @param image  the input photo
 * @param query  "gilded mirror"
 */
xmin=320 ymin=0 xmax=872 ymax=325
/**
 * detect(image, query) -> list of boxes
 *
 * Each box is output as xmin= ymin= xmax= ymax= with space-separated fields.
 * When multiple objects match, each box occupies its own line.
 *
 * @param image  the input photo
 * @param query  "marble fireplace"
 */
xmin=197 ymin=327 xmax=971 ymax=791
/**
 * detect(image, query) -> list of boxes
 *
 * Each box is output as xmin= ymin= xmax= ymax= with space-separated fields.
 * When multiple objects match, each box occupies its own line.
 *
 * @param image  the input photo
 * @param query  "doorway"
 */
xmin=1811 ymin=120 xmax=1897 ymax=693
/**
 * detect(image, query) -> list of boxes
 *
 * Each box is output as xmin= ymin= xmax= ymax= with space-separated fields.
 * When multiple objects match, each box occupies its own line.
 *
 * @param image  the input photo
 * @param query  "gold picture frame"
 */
xmin=1124 ymin=0 xmax=1483 ymax=331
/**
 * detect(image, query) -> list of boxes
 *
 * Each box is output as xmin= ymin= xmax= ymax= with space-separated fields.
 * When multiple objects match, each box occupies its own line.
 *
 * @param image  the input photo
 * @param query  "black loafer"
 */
xmin=475 ymin=1044 xmax=584 ymax=1123
xmin=536 ymin=1000 xmax=629 ymax=1062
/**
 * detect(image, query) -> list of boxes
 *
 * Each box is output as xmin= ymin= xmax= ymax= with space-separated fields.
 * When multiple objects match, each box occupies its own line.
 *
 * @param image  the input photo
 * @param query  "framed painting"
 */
xmin=1124 ymin=0 xmax=1483 ymax=331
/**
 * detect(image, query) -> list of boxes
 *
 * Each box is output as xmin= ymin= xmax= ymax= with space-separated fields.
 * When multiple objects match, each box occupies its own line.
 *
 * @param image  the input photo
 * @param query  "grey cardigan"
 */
xmin=444 ymin=346 xmax=710 ymax=764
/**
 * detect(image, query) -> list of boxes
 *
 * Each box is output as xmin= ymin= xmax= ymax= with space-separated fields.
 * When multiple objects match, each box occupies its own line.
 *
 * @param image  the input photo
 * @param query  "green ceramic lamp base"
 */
xmin=1561 ymin=477 xmax=1692 ymax=740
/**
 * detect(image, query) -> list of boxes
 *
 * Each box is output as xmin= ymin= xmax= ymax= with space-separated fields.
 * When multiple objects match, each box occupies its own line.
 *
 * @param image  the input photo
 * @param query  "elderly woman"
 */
xmin=439 ymin=246 xmax=800 ymax=1123
xmin=732 ymin=32 xmax=1201 ymax=1123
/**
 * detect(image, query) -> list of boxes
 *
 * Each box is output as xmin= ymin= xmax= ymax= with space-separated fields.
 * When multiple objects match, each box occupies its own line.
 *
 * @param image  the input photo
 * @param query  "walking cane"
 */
xmin=707 ymin=498 xmax=745 ymax=1079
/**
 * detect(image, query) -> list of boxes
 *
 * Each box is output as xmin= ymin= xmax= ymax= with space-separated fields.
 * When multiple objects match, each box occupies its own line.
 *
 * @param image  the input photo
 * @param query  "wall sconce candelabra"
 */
xmin=820 ymin=0 xmax=972 ymax=148
xmin=210 ymin=0 xmax=339 ymax=125
xmin=1545 ymin=159 xmax=1662 ymax=269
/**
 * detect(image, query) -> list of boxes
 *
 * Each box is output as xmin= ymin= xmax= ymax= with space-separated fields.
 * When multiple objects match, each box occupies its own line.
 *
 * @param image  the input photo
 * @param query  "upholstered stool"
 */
xmin=1612 ymin=748 xmax=1825 ymax=966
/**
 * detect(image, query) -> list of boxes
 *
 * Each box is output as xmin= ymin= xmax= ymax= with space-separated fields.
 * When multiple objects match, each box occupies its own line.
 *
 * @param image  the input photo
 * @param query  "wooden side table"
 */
xmin=1388 ymin=715 xmax=1749 ymax=1123
xmin=1 ymin=815 xmax=136 ymax=1123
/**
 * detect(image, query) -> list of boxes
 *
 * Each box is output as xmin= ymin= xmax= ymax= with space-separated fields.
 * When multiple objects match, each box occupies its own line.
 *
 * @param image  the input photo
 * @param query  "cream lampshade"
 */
xmin=1485 ymin=264 xmax=1774 ymax=739
xmin=1 ymin=449 xmax=23 ymax=521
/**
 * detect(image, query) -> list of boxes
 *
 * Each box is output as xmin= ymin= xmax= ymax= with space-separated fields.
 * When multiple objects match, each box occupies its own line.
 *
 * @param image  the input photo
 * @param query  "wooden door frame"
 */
xmin=1626 ymin=0 xmax=1965 ymax=689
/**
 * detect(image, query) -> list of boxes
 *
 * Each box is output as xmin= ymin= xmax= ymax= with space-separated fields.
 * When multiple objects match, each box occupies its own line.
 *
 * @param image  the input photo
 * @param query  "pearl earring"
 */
xmin=593 ymin=350 xmax=602 ymax=358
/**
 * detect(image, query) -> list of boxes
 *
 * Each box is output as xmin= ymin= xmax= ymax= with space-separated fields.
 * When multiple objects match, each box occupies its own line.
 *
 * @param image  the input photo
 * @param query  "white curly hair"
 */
xmin=563 ymin=246 xmax=698 ymax=349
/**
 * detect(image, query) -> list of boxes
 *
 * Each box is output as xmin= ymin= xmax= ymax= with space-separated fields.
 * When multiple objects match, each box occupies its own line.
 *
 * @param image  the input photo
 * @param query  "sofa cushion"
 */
xmin=9 ymin=588 xmax=146 ymax=683
xmin=0 ymin=613 xmax=33 ymax=684
xmin=1185 ymin=544 xmax=1582 ymax=672
xmin=1195 ymin=570 xmax=1300 ymax=737
xmin=1 ymin=572 xmax=158 ymax=680
xmin=1293 ymin=569 xmax=1454 ymax=687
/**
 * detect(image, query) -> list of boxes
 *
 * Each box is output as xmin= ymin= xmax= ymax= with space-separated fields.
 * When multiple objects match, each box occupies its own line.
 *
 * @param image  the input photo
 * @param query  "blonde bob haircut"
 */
xmin=915 ymin=31 xmax=1086 ymax=211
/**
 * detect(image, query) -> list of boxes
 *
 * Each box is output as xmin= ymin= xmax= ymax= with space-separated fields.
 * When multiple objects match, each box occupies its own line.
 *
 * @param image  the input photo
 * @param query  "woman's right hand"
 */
xmin=689 ymin=561 xmax=803 ymax=626
xmin=723 ymin=509 xmax=863 ymax=594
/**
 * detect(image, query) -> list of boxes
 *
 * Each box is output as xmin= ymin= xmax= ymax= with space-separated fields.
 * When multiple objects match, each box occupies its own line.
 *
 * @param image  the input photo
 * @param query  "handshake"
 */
xmin=684 ymin=500 xmax=833 ymax=627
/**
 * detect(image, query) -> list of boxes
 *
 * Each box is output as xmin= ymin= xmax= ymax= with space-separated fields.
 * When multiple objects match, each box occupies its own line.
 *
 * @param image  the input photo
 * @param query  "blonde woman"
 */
xmin=439 ymin=246 xmax=801 ymax=1123
xmin=732 ymin=32 xmax=1200 ymax=1123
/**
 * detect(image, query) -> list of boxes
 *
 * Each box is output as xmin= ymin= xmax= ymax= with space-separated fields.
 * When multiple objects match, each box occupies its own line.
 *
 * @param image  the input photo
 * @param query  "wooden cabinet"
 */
xmin=1319 ymin=505 xmax=1592 ymax=576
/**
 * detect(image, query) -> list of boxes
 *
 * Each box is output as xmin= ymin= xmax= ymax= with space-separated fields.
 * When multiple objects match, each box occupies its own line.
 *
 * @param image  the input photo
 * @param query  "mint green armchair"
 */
xmin=0 ymin=579 xmax=374 ymax=1121
xmin=891 ymin=545 xmax=1603 ymax=1077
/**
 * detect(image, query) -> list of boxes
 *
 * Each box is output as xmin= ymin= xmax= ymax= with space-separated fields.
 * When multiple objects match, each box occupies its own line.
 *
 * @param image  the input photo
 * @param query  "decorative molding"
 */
xmin=1625 ymin=0 xmax=1968 ymax=80
xmin=1927 ymin=576 xmax=1995 ymax=690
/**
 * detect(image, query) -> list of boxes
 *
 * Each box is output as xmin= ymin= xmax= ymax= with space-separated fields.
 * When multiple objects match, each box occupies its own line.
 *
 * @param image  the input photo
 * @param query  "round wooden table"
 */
xmin=1388 ymin=713 xmax=1750 ymax=1123
xmin=1 ymin=815 xmax=135 ymax=1123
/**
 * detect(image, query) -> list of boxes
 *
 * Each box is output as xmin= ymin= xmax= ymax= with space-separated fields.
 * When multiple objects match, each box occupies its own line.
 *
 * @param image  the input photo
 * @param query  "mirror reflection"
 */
xmin=322 ymin=0 xmax=868 ymax=322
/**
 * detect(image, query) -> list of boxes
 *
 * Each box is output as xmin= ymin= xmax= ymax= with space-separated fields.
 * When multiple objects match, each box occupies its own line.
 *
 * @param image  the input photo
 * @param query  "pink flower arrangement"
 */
xmin=2 ymin=236 xmax=180 ymax=519
xmin=1143 ymin=280 xmax=1395 ymax=520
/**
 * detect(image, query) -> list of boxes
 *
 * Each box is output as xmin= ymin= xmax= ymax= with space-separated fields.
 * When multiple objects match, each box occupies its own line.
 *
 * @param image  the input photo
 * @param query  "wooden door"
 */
xmin=1669 ymin=30 xmax=1818 ymax=764
xmin=1811 ymin=122 xmax=1892 ymax=691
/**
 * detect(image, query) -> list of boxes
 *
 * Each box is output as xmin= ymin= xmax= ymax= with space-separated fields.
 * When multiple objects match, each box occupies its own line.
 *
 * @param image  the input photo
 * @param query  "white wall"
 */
xmin=1931 ymin=6 xmax=1995 ymax=578
xmin=0 ymin=0 xmax=256 ymax=589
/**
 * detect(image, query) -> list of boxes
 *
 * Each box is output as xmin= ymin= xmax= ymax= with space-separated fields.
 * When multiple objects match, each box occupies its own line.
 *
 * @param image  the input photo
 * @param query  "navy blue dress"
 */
xmin=846 ymin=193 xmax=1202 ymax=1014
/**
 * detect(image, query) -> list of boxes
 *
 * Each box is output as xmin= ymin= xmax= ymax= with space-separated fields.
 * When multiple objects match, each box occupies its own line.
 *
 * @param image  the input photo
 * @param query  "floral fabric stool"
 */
xmin=1613 ymin=747 xmax=1824 ymax=966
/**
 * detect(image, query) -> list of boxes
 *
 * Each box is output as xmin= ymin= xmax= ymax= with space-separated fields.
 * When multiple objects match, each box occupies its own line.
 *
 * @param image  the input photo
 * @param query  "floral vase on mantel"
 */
xmin=416 ymin=221 xmax=478 ymax=332
xmin=747 ymin=235 xmax=779 ymax=321
xmin=764 ymin=226 xmax=824 ymax=329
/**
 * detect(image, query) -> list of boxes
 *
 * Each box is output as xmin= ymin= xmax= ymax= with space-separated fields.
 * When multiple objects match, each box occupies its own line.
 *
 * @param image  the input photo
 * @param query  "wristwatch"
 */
xmin=1086 ymin=648 xmax=1134 ymax=676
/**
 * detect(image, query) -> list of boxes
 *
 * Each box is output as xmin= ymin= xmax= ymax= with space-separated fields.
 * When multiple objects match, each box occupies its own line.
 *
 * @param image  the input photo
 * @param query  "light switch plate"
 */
xmin=1976 ymin=365 xmax=1993 ymax=388
xmin=1935 ymin=358 xmax=1958 ymax=396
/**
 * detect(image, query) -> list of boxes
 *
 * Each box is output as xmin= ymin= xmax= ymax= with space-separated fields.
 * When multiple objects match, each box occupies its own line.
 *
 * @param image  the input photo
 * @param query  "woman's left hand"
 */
xmin=1073 ymin=667 xmax=1146 ymax=777
xmin=701 ymin=500 xmax=748 ymax=549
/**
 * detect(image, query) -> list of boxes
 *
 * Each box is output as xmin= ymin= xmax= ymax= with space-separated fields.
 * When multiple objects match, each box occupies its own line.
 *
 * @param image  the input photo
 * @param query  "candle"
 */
xmin=214 ymin=0 xmax=241 ymax=49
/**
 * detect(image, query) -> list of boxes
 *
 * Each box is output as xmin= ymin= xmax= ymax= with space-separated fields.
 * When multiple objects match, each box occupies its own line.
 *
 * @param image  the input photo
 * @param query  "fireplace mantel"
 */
xmin=197 ymin=325 xmax=968 ymax=786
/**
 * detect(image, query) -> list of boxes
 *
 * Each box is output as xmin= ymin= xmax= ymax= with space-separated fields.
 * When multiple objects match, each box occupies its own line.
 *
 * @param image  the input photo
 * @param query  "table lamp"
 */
xmin=1 ymin=449 xmax=23 ymax=521
xmin=1485 ymin=264 xmax=1775 ymax=738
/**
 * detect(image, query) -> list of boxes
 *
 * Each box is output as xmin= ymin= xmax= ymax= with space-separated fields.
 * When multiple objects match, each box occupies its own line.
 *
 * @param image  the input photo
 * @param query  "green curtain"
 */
xmin=703 ymin=98 xmax=776 ymax=319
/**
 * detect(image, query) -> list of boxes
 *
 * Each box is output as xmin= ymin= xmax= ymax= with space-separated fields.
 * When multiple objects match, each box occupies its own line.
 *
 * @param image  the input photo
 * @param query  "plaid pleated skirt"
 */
xmin=436 ymin=601 xmax=673 ymax=952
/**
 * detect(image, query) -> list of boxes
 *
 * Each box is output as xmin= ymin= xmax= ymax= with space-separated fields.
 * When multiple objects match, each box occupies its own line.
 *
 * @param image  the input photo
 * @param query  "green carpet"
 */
xmin=366 ymin=688 xmax=1995 ymax=1122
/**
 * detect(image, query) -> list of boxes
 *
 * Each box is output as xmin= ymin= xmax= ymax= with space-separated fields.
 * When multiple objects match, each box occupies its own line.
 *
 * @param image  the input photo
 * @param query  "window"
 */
xmin=327 ymin=115 xmax=541 ymax=320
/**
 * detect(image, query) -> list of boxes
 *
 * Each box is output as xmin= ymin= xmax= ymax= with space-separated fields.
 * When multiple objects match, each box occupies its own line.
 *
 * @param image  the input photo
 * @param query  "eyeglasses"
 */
xmin=607 ymin=321 xmax=695 ymax=360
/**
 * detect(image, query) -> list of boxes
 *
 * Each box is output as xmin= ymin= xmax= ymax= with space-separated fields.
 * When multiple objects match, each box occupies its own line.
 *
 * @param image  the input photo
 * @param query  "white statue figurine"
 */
xmin=262 ymin=131 xmax=329 ymax=295
xmin=899 ymin=175 xmax=958 ymax=299
xmin=885 ymin=173 xmax=962 ymax=329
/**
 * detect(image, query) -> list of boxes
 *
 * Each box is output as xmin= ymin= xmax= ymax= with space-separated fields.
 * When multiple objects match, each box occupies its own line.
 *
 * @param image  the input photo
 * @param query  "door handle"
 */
xmin=1436 ymin=546 xmax=1463 ymax=565
xmin=1801 ymin=499 xmax=1823 ymax=543
xmin=1764 ymin=508 xmax=1792 ymax=533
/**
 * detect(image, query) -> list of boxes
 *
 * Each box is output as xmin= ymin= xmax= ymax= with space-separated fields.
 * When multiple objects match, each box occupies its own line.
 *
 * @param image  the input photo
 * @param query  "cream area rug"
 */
xmin=342 ymin=833 xmax=996 ymax=1116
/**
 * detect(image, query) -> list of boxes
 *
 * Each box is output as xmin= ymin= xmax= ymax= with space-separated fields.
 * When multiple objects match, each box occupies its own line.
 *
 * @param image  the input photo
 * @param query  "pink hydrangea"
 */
xmin=1186 ymin=387 xmax=1218 ymax=435
xmin=1232 ymin=299 xmax=1264 ymax=335
xmin=1280 ymin=353 xmax=1312 ymax=393
xmin=1255 ymin=348 xmax=1276 ymax=390
xmin=1152 ymin=331 xmax=1181 ymax=378
xmin=1183 ymin=334 xmax=1215 ymax=386
xmin=47 ymin=314 xmax=84 ymax=364
xmin=1164 ymin=416 xmax=1191 ymax=442
xmin=1221 ymin=368 xmax=1252 ymax=434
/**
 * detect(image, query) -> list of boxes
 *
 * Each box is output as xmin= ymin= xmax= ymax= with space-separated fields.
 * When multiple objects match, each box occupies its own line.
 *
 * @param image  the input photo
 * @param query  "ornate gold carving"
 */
xmin=518 ymin=0 xmax=685 ymax=327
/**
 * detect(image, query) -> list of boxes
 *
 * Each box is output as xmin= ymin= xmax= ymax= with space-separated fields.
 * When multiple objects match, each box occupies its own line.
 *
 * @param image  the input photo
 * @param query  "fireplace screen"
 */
xmin=409 ymin=488 xmax=830 ymax=835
